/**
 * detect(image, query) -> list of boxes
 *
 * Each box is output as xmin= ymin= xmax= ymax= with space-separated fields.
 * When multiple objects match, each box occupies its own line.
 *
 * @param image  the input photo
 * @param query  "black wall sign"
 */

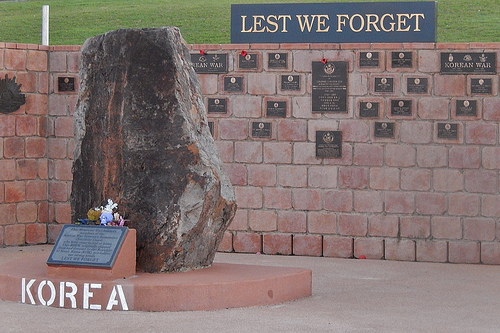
xmin=456 ymin=100 xmax=477 ymax=116
xmin=281 ymin=75 xmax=300 ymax=90
xmin=268 ymin=53 xmax=288 ymax=68
xmin=374 ymin=122 xmax=395 ymax=138
xmin=392 ymin=52 xmax=413 ymax=68
xmin=266 ymin=101 xmax=287 ymax=117
xmin=441 ymin=52 xmax=496 ymax=74
xmin=471 ymin=78 xmax=492 ymax=94
xmin=316 ymin=131 xmax=342 ymax=158
xmin=191 ymin=53 xmax=228 ymax=73
xmin=391 ymin=99 xmax=412 ymax=116
xmin=207 ymin=98 xmax=227 ymax=113
xmin=359 ymin=101 xmax=380 ymax=118
xmin=224 ymin=76 xmax=243 ymax=92
xmin=58 ymin=77 xmax=76 ymax=92
xmin=374 ymin=77 xmax=394 ymax=93
xmin=407 ymin=77 xmax=428 ymax=94
xmin=359 ymin=52 xmax=380 ymax=67
xmin=437 ymin=123 xmax=458 ymax=139
xmin=312 ymin=61 xmax=348 ymax=112
xmin=252 ymin=122 xmax=272 ymax=138
xmin=239 ymin=53 xmax=258 ymax=69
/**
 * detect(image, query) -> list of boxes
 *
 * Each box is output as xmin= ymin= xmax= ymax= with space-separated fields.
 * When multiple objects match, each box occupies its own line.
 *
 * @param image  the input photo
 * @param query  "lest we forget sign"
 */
xmin=231 ymin=1 xmax=437 ymax=43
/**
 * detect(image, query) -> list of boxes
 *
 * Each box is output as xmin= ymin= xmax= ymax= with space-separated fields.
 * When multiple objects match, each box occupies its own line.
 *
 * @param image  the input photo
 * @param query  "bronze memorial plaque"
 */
xmin=312 ymin=61 xmax=348 ymax=113
xmin=252 ymin=121 xmax=272 ymax=138
xmin=374 ymin=77 xmax=394 ymax=93
xmin=471 ymin=78 xmax=492 ymax=94
xmin=359 ymin=52 xmax=380 ymax=67
xmin=266 ymin=101 xmax=287 ymax=118
xmin=441 ymin=52 xmax=496 ymax=74
xmin=191 ymin=53 xmax=228 ymax=74
xmin=456 ymin=100 xmax=477 ymax=116
xmin=374 ymin=122 xmax=395 ymax=138
xmin=392 ymin=52 xmax=413 ymax=68
xmin=316 ymin=131 xmax=342 ymax=158
xmin=207 ymin=98 xmax=227 ymax=113
xmin=268 ymin=52 xmax=288 ymax=68
xmin=224 ymin=76 xmax=243 ymax=92
xmin=437 ymin=123 xmax=458 ymax=139
xmin=58 ymin=77 xmax=76 ymax=92
xmin=391 ymin=99 xmax=412 ymax=116
xmin=407 ymin=78 xmax=428 ymax=94
xmin=239 ymin=53 xmax=258 ymax=69
xmin=359 ymin=102 xmax=379 ymax=118
xmin=281 ymin=75 xmax=300 ymax=91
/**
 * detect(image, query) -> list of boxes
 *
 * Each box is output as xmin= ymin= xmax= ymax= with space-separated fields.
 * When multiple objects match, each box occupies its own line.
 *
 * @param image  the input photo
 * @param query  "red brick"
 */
xmin=385 ymin=144 xmax=416 ymax=167
xmin=0 ymin=227 xmax=3 ymax=246
xmin=48 ymin=94 xmax=68 ymax=116
xmin=465 ymin=123 xmax=497 ymax=145
xmin=224 ymin=164 xmax=247 ymax=186
xmin=263 ymin=233 xmax=292 ymax=255
xmin=49 ymin=52 xmax=66 ymax=72
xmin=434 ymin=74 xmax=466 ymax=96
xmin=15 ymin=116 xmax=37 ymax=136
xmin=353 ymin=143 xmax=383 ymax=166
xmin=48 ymin=181 xmax=69 ymax=202
xmin=416 ymin=240 xmax=448 ymax=263
xmin=431 ymin=217 xmax=462 ymax=240
xmin=308 ymin=211 xmax=336 ymax=234
xmin=481 ymin=195 xmax=500 ymax=217
xmin=416 ymin=146 xmax=448 ymax=167
xmin=463 ymin=218 xmax=495 ymax=241
xmin=232 ymin=96 xmax=262 ymax=118
xmin=54 ymin=117 xmax=74 ymax=137
xmin=249 ymin=210 xmax=277 ymax=232
xmin=247 ymin=73 xmax=276 ymax=95
xmin=449 ymin=241 xmax=480 ymax=264
xmin=338 ymin=214 xmax=367 ymax=237
xmin=293 ymin=142 xmax=321 ymax=165
xmin=401 ymin=169 xmax=430 ymax=191
xmin=354 ymin=191 xmax=383 ymax=213
xmin=418 ymin=97 xmax=449 ymax=120
xmin=323 ymin=236 xmax=353 ymax=258
xmin=449 ymin=146 xmax=480 ymax=169
xmin=38 ymin=159 xmax=48 ymax=179
xmin=483 ymin=147 xmax=500 ymax=169
xmin=324 ymin=143 xmax=353 ymax=166
xmin=292 ymin=96 xmax=322 ymax=119
xmin=400 ymin=122 xmax=432 ymax=144
xmin=47 ymin=138 xmax=68 ymax=159
xmin=53 ymin=160 xmax=73 ymax=181
xmin=369 ymin=215 xmax=399 ymax=237
xmin=416 ymin=193 xmax=447 ymax=215
xmin=0 ymin=160 xmax=16 ymax=181
xmin=385 ymin=191 xmax=415 ymax=214
xmin=308 ymin=166 xmax=337 ymax=188
xmin=278 ymin=165 xmax=307 ymax=188
xmin=349 ymin=73 xmax=369 ymax=96
xmin=0 ymin=115 xmax=16 ymax=136
xmin=293 ymin=50 xmax=322 ymax=72
xmin=234 ymin=186 xmax=262 ymax=209
xmin=54 ymin=202 xmax=71 ymax=223
xmin=465 ymin=170 xmax=497 ymax=194
xmin=263 ymin=142 xmax=292 ymax=164
xmin=16 ymin=72 xmax=37 ymax=92
xmin=278 ymin=211 xmax=306 ymax=233
xmin=4 ymin=49 xmax=26 ymax=70
xmin=16 ymin=201 xmax=38 ymax=223
xmin=293 ymin=234 xmax=322 ymax=256
xmin=4 ymin=137 xmax=25 ymax=158
xmin=483 ymin=98 xmax=500 ymax=121
xmin=227 ymin=209 xmax=248 ymax=231
xmin=339 ymin=120 xmax=370 ymax=142
xmin=264 ymin=188 xmax=292 ymax=209
xmin=38 ymin=202 xmax=49 ymax=223
xmin=233 ymin=232 xmax=262 ymax=253
xmin=67 ymin=52 xmax=81 ymax=73
xmin=324 ymin=190 xmax=353 ymax=212
xmin=25 ymin=137 xmax=46 ymax=158
xmin=433 ymin=169 xmax=463 ymax=192
xmin=309 ymin=120 xmax=339 ymax=141
xmin=0 ymin=204 xmax=16 ymax=225
xmin=400 ymin=216 xmax=430 ymax=239
xmin=234 ymin=142 xmax=262 ymax=163
xmin=217 ymin=231 xmax=233 ymax=252
xmin=385 ymin=239 xmax=415 ymax=261
xmin=25 ymin=223 xmax=47 ymax=244
xmin=277 ymin=119 xmax=307 ymax=141
xmin=218 ymin=119 xmax=248 ymax=140
xmin=339 ymin=167 xmax=369 ymax=190
xmin=4 ymin=224 xmax=25 ymax=245
xmin=198 ymin=74 xmax=218 ymax=95
xmin=448 ymin=193 xmax=479 ymax=217
xmin=17 ymin=159 xmax=38 ymax=180
xmin=215 ymin=141 xmax=234 ymax=163
xmin=370 ymin=167 xmax=399 ymax=190
xmin=5 ymin=181 xmax=26 ymax=202
xmin=481 ymin=243 xmax=500 ymax=265
xmin=48 ymin=223 xmax=64 ymax=243
xmin=354 ymin=238 xmax=384 ymax=259
xmin=418 ymin=50 xmax=440 ymax=73
xmin=292 ymin=189 xmax=322 ymax=211
xmin=0 ymin=183 xmax=3 ymax=202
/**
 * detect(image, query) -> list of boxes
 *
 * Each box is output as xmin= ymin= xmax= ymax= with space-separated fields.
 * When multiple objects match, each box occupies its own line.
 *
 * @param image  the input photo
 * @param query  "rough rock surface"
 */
xmin=71 ymin=27 xmax=237 ymax=273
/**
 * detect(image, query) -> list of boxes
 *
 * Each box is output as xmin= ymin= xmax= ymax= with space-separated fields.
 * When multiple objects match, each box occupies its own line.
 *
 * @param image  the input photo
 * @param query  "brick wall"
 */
xmin=1 ymin=41 xmax=500 ymax=265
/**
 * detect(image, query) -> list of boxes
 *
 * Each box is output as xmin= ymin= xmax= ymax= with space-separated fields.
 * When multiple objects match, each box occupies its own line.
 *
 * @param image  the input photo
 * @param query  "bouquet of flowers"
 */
xmin=75 ymin=199 xmax=125 ymax=226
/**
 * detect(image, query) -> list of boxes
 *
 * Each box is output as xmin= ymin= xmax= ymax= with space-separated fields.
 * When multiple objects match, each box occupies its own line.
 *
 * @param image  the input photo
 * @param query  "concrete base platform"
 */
xmin=0 ymin=251 xmax=312 ymax=312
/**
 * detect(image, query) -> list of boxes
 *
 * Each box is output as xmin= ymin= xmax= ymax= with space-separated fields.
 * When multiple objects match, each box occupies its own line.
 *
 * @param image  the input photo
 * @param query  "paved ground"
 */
xmin=1 ymin=245 xmax=499 ymax=333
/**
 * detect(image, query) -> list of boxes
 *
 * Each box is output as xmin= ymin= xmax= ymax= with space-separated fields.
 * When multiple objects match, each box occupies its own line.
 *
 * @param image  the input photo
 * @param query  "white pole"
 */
xmin=42 ymin=5 xmax=49 ymax=46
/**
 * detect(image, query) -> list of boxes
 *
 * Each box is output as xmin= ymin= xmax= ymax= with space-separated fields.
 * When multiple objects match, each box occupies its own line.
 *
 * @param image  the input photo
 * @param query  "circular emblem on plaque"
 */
xmin=398 ymin=101 xmax=405 ymax=107
xmin=463 ymin=100 xmax=470 ymax=107
xmin=199 ymin=56 xmax=207 ymax=62
xmin=414 ymin=78 xmax=420 ymax=85
xmin=448 ymin=53 xmax=454 ymax=62
xmin=366 ymin=102 xmax=373 ymax=109
xmin=381 ymin=122 xmax=388 ymax=129
xmin=274 ymin=102 xmax=279 ymax=108
xmin=324 ymin=63 xmax=335 ymax=75
xmin=463 ymin=54 xmax=472 ymax=61
xmin=479 ymin=79 xmax=484 ymax=85
xmin=322 ymin=131 xmax=334 ymax=143
xmin=399 ymin=52 xmax=405 ymax=59
xmin=258 ymin=122 xmax=265 ymax=129
xmin=214 ymin=99 xmax=220 ymax=105
xmin=245 ymin=54 xmax=251 ymax=61
xmin=366 ymin=52 xmax=372 ymax=59
xmin=275 ymin=54 xmax=281 ymax=60
xmin=287 ymin=75 xmax=294 ymax=82
xmin=230 ymin=77 xmax=236 ymax=84
xmin=0 ymin=74 xmax=26 ymax=114
xmin=381 ymin=78 xmax=387 ymax=84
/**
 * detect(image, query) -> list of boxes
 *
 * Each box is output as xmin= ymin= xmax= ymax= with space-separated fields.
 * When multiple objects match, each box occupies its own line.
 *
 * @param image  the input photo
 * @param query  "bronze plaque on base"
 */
xmin=456 ymin=100 xmax=477 ymax=116
xmin=239 ymin=53 xmax=258 ymax=69
xmin=359 ymin=52 xmax=379 ymax=67
xmin=391 ymin=100 xmax=412 ymax=116
xmin=191 ymin=53 xmax=228 ymax=73
xmin=407 ymin=78 xmax=428 ymax=94
xmin=374 ymin=77 xmax=394 ymax=93
xmin=268 ymin=53 xmax=288 ymax=68
xmin=359 ymin=102 xmax=379 ymax=118
xmin=441 ymin=52 xmax=496 ymax=74
xmin=252 ymin=122 xmax=272 ymax=138
xmin=58 ymin=77 xmax=76 ymax=92
xmin=316 ymin=131 xmax=342 ymax=158
xmin=312 ymin=61 xmax=348 ymax=113
xmin=266 ymin=101 xmax=287 ymax=118
xmin=392 ymin=52 xmax=412 ymax=68
xmin=437 ymin=123 xmax=458 ymax=139
xmin=471 ymin=78 xmax=492 ymax=94
xmin=281 ymin=75 xmax=300 ymax=90
xmin=224 ymin=76 xmax=243 ymax=92
xmin=374 ymin=122 xmax=395 ymax=138
xmin=207 ymin=98 xmax=227 ymax=113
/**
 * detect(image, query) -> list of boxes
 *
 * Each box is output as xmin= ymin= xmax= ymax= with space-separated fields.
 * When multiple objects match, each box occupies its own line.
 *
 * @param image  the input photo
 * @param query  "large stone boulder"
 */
xmin=70 ymin=27 xmax=237 ymax=273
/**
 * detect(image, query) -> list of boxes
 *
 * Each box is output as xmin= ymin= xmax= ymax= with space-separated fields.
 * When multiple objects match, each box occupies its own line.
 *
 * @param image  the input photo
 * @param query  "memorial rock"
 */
xmin=71 ymin=27 xmax=237 ymax=273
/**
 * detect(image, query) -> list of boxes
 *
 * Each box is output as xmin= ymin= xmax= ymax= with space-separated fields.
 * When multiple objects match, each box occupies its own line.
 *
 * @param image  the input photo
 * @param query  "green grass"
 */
xmin=0 ymin=0 xmax=499 ymax=45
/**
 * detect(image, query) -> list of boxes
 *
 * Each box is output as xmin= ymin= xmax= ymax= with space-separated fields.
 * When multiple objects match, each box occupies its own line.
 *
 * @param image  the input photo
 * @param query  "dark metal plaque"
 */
xmin=359 ymin=102 xmax=379 ymax=118
xmin=191 ymin=53 xmax=228 ymax=73
xmin=374 ymin=77 xmax=394 ymax=93
xmin=407 ymin=78 xmax=428 ymax=94
xmin=207 ymin=98 xmax=227 ymax=113
xmin=239 ymin=53 xmax=258 ymax=69
xmin=391 ymin=52 xmax=413 ymax=68
xmin=391 ymin=99 xmax=412 ymax=116
xmin=456 ymin=100 xmax=477 ymax=116
xmin=266 ymin=101 xmax=287 ymax=117
xmin=58 ymin=77 xmax=76 ymax=92
xmin=441 ymin=52 xmax=496 ymax=74
xmin=374 ymin=122 xmax=395 ymax=138
xmin=312 ymin=61 xmax=348 ymax=113
xmin=47 ymin=225 xmax=128 ymax=268
xmin=268 ymin=53 xmax=288 ymax=68
xmin=224 ymin=76 xmax=243 ymax=92
xmin=281 ymin=75 xmax=300 ymax=91
xmin=316 ymin=131 xmax=342 ymax=158
xmin=359 ymin=52 xmax=380 ymax=67
xmin=437 ymin=123 xmax=458 ymax=139
xmin=471 ymin=78 xmax=492 ymax=94
xmin=252 ymin=122 xmax=272 ymax=138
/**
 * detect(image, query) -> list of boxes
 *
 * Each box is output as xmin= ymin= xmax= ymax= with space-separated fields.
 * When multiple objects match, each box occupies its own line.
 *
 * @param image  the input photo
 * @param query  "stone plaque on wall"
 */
xmin=359 ymin=101 xmax=379 ymax=118
xmin=252 ymin=121 xmax=272 ymax=138
xmin=312 ymin=61 xmax=348 ymax=113
xmin=437 ymin=123 xmax=458 ymax=139
xmin=374 ymin=77 xmax=394 ymax=93
xmin=441 ymin=52 xmax=496 ymax=74
xmin=207 ymin=98 xmax=227 ymax=113
xmin=191 ymin=53 xmax=228 ymax=73
xmin=471 ymin=78 xmax=492 ymax=94
xmin=266 ymin=101 xmax=287 ymax=117
xmin=391 ymin=99 xmax=412 ymax=116
xmin=456 ymin=100 xmax=477 ymax=116
xmin=374 ymin=122 xmax=395 ymax=138
xmin=281 ymin=75 xmax=300 ymax=90
xmin=316 ymin=131 xmax=342 ymax=158
xmin=407 ymin=78 xmax=428 ymax=94
xmin=359 ymin=52 xmax=379 ymax=67
xmin=392 ymin=52 xmax=413 ymax=68
xmin=268 ymin=52 xmax=288 ymax=68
